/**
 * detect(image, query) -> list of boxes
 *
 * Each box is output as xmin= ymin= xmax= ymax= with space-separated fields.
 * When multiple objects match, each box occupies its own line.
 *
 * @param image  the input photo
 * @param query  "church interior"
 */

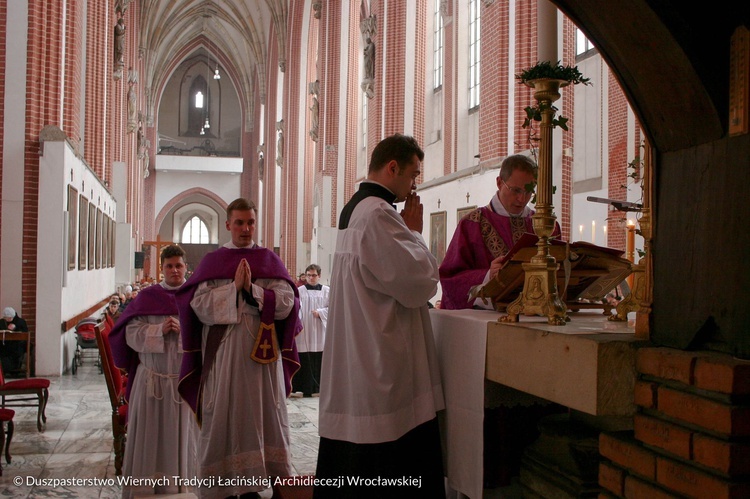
xmin=0 ymin=0 xmax=748 ymax=497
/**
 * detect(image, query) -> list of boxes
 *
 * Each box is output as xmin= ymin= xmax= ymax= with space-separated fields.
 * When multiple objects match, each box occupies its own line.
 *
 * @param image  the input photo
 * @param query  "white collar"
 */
xmin=490 ymin=191 xmax=532 ymax=218
xmin=223 ymin=241 xmax=256 ymax=249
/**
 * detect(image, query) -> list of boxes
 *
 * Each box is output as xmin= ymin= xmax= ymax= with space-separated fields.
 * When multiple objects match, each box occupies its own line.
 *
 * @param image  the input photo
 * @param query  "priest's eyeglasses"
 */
xmin=501 ymin=179 xmax=533 ymax=197
xmin=306 ymin=273 xmax=318 ymax=277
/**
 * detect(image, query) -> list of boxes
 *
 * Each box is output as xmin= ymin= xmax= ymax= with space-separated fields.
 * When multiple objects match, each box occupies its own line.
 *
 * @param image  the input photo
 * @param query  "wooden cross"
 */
xmin=142 ymin=234 xmax=173 ymax=280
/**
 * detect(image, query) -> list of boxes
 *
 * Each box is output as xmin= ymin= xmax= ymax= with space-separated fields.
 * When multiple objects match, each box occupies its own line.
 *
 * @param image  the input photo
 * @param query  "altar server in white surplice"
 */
xmin=292 ymin=263 xmax=329 ymax=398
xmin=110 ymin=244 xmax=195 ymax=499
xmin=314 ymin=134 xmax=445 ymax=499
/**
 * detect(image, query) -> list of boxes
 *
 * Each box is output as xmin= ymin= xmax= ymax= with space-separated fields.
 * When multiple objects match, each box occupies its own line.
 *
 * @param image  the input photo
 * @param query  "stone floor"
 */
xmin=0 ymin=362 xmax=320 ymax=498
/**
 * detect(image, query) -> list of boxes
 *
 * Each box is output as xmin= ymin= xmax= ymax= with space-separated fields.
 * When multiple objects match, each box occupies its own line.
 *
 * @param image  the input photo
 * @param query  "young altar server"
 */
xmin=110 ymin=243 xmax=193 ymax=498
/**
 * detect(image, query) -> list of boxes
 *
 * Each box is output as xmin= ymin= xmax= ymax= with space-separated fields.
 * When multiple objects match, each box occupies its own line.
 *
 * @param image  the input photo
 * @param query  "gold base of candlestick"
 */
xmin=609 ymin=261 xmax=645 ymax=322
xmin=500 ymin=259 xmax=568 ymax=325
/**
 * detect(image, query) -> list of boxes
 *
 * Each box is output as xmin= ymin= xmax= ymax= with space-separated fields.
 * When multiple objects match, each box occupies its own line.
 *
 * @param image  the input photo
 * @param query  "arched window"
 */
xmin=188 ymin=75 xmax=208 ymax=135
xmin=182 ymin=215 xmax=209 ymax=244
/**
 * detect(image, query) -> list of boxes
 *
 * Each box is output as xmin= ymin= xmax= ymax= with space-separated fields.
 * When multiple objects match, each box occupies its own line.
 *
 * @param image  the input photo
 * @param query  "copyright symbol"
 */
xmin=13 ymin=476 xmax=23 ymax=486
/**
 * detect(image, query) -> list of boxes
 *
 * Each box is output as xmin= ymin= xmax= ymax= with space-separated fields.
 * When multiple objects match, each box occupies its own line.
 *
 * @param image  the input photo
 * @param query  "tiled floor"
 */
xmin=0 ymin=363 xmax=320 ymax=498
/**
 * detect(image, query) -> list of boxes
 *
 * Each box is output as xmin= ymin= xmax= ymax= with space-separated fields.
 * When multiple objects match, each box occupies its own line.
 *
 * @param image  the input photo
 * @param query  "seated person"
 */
xmin=102 ymin=299 xmax=121 ymax=334
xmin=439 ymin=154 xmax=560 ymax=309
xmin=0 ymin=307 xmax=29 ymax=372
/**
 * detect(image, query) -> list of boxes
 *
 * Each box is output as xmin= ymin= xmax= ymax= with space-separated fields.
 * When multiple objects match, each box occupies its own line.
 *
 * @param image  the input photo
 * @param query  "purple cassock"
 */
xmin=109 ymin=283 xmax=179 ymax=402
xmin=176 ymin=246 xmax=302 ymax=419
xmin=439 ymin=204 xmax=561 ymax=310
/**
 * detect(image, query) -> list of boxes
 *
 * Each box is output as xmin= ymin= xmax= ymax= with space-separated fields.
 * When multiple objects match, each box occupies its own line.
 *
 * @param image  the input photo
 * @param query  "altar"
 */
xmin=430 ymin=309 xmax=645 ymax=498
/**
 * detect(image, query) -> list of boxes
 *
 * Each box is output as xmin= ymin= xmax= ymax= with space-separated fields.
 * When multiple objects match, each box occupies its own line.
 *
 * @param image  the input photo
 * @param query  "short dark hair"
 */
xmin=499 ymin=154 xmax=537 ymax=181
xmin=368 ymin=134 xmax=424 ymax=174
xmin=160 ymin=243 xmax=186 ymax=264
xmin=226 ymin=198 xmax=257 ymax=220
xmin=306 ymin=264 xmax=322 ymax=276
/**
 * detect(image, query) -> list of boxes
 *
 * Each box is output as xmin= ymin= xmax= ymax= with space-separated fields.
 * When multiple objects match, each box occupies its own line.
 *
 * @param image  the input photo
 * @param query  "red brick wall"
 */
xmin=383 ymin=2 xmax=406 ymax=135
xmin=413 ymin=4 xmax=426 ymax=150
xmin=23 ymin=0 xmax=67 ymax=335
xmin=606 ymin=67 xmax=628 ymax=251
xmin=319 ymin=0 xmax=342 ymax=227
xmin=600 ymin=347 xmax=750 ymax=498
xmin=84 ymin=0 xmax=107 ymax=180
xmin=63 ymin=0 xmax=83 ymax=146
xmin=559 ymin=18 xmax=576 ymax=241
xmin=279 ymin=0 xmax=304 ymax=271
xmin=513 ymin=0 xmax=538 ymax=153
xmin=478 ymin=1 xmax=510 ymax=161
xmin=342 ymin=0 xmax=360 ymax=214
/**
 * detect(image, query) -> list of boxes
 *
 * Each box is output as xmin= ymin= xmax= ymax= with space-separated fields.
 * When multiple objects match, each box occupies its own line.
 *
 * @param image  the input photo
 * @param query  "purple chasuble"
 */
xmin=109 ymin=284 xmax=179 ymax=402
xmin=439 ymin=205 xmax=537 ymax=310
xmin=176 ymin=246 xmax=302 ymax=416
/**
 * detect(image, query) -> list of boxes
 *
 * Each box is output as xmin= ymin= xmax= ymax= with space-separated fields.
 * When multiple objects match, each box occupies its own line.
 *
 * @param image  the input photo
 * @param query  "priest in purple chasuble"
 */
xmin=439 ymin=154 xmax=561 ymax=310
xmin=109 ymin=244 xmax=194 ymax=498
xmin=177 ymin=198 xmax=301 ymax=499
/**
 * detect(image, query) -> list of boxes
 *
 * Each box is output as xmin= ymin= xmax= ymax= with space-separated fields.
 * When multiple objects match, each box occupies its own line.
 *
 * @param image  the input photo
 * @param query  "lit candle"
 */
xmin=579 ymin=224 xmax=583 ymax=240
xmin=591 ymin=220 xmax=596 ymax=244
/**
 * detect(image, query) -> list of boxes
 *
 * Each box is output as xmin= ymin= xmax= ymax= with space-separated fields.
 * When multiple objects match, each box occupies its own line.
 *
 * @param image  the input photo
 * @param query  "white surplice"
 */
xmin=295 ymin=285 xmax=329 ymax=352
xmin=189 ymin=245 xmax=294 ymax=498
xmin=319 ymin=195 xmax=445 ymax=444
xmin=123 ymin=281 xmax=194 ymax=499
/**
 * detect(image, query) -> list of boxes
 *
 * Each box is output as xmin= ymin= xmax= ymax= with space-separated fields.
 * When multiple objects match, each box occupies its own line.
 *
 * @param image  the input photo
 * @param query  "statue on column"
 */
xmin=127 ymin=69 xmax=138 ymax=133
xmin=313 ymin=1 xmax=322 ymax=19
xmin=257 ymin=144 xmax=266 ymax=178
xmin=138 ymin=120 xmax=151 ymax=178
xmin=361 ymin=37 xmax=376 ymax=99
xmin=276 ymin=120 xmax=285 ymax=167
xmin=113 ymin=17 xmax=126 ymax=79
xmin=309 ymin=80 xmax=320 ymax=142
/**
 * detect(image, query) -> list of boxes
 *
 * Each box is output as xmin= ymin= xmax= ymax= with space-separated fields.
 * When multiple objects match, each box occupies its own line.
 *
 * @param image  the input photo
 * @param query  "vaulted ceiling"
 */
xmin=136 ymin=0 xmax=287 ymax=127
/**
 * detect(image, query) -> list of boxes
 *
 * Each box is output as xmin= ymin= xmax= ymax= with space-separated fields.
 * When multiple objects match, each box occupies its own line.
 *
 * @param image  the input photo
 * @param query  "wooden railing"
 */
xmin=61 ymin=297 xmax=110 ymax=332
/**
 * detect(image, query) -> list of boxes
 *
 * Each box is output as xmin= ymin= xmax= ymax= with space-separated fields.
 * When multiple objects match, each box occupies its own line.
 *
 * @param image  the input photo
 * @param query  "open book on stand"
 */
xmin=472 ymin=233 xmax=633 ymax=313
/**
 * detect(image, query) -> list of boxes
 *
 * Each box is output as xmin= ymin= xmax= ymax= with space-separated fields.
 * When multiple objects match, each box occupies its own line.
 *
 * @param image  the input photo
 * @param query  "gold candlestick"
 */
xmin=502 ymin=78 xmax=567 ymax=326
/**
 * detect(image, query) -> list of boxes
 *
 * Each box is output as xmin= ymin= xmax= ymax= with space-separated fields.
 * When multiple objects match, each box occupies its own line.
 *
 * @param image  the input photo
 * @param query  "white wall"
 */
xmin=37 ymin=137 xmax=117 ymax=376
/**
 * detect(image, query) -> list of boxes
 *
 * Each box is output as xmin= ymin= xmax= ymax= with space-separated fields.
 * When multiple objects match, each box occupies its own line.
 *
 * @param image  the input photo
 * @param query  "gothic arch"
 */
xmin=154 ymin=187 xmax=228 ymax=237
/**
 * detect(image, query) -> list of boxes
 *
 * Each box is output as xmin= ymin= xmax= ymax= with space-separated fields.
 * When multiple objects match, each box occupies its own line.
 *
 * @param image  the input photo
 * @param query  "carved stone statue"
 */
xmin=362 ymin=37 xmax=376 ymax=98
xmin=309 ymin=80 xmax=320 ymax=142
xmin=276 ymin=121 xmax=284 ymax=167
xmin=313 ymin=1 xmax=322 ymax=19
xmin=114 ymin=18 xmax=126 ymax=68
xmin=309 ymin=96 xmax=320 ymax=142
xmin=127 ymin=84 xmax=137 ymax=133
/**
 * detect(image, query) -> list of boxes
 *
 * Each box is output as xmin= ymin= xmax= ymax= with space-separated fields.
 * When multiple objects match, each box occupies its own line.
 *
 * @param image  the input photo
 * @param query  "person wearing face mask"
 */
xmin=109 ymin=244 xmax=194 ymax=498
xmin=439 ymin=154 xmax=561 ymax=310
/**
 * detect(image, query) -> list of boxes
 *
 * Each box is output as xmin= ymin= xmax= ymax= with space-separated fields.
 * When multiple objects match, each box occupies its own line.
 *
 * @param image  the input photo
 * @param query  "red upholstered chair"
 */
xmin=0 ymin=408 xmax=14 ymax=476
xmin=0 ymin=363 xmax=49 ymax=432
xmin=95 ymin=323 xmax=128 ymax=475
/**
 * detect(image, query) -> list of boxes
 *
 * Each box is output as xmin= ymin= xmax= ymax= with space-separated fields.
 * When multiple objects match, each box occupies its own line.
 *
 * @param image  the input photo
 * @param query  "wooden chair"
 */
xmin=0 ymin=363 xmax=49 ymax=432
xmin=0 ymin=408 xmax=14 ymax=476
xmin=95 ymin=322 xmax=128 ymax=475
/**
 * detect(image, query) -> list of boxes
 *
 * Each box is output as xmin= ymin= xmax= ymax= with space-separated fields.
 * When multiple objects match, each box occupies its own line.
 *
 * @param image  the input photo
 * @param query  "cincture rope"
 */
xmin=143 ymin=365 xmax=182 ymax=404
